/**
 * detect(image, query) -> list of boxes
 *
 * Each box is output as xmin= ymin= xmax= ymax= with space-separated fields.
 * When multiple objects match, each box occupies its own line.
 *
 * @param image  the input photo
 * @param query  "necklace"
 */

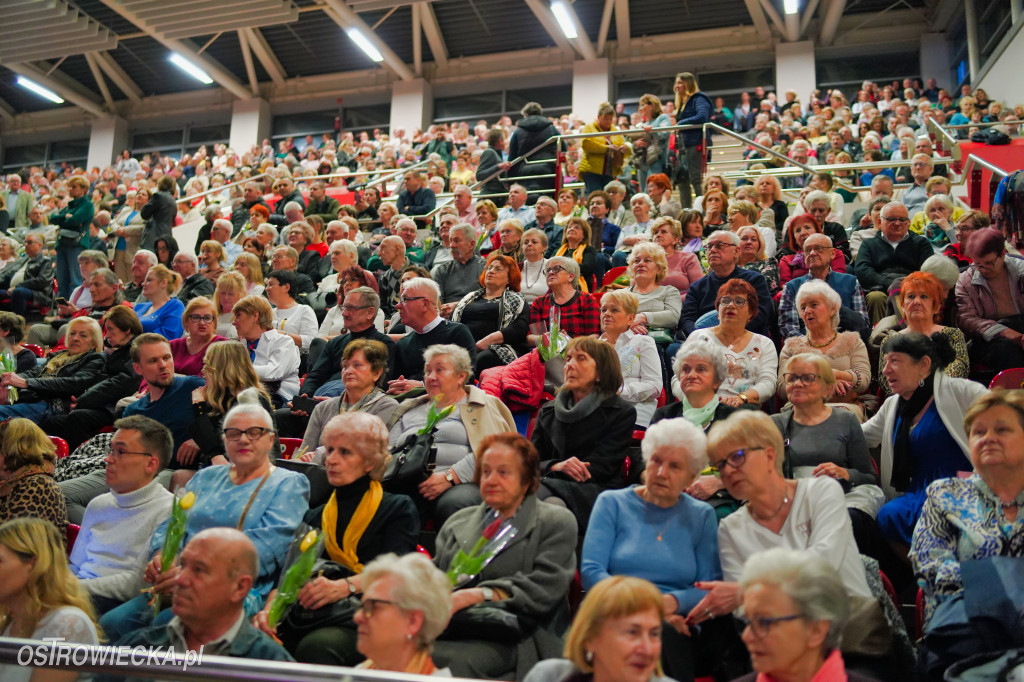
xmin=523 ymin=259 xmax=545 ymax=289
xmin=716 ymin=328 xmax=748 ymax=352
xmin=640 ymin=488 xmax=674 ymax=541
xmin=749 ymin=483 xmax=791 ymax=522
xmin=807 ymin=329 xmax=838 ymax=348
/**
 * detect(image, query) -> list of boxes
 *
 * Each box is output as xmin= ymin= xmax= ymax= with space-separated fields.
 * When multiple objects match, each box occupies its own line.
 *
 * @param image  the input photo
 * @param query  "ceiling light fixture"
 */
xmin=168 ymin=53 xmax=213 ymax=84
xmin=16 ymin=76 xmax=64 ymax=104
xmin=347 ymin=28 xmax=384 ymax=62
xmin=783 ymin=0 xmax=799 ymax=14
xmin=551 ymin=1 xmax=578 ymax=39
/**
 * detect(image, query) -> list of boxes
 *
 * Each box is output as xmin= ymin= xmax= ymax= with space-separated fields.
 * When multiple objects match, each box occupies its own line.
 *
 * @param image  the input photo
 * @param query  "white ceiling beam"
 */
xmin=318 ymin=0 xmax=416 ymax=80
xmin=92 ymin=52 xmax=143 ymax=104
xmin=522 ymin=0 xmax=577 ymax=54
xmin=84 ymin=53 xmax=115 ymax=109
xmin=742 ymin=0 xmax=773 ymax=37
xmin=237 ymin=29 xmax=260 ymax=95
xmin=799 ymin=0 xmax=822 ymax=36
xmin=819 ymin=0 xmax=847 ymax=45
xmin=412 ymin=3 xmax=423 ymax=76
xmin=244 ymin=28 xmax=287 ymax=87
xmin=785 ymin=11 xmax=800 ymax=41
xmin=614 ymin=0 xmax=630 ymax=52
xmin=758 ymin=0 xmax=789 ymax=36
xmin=418 ymin=2 xmax=448 ymax=68
xmin=97 ymin=0 xmax=252 ymax=100
xmin=4 ymin=62 xmax=106 ymax=116
xmin=597 ymin=0 xmax=615 ymax=54
xmin=559 ymin=0 xmax=596 ymax=59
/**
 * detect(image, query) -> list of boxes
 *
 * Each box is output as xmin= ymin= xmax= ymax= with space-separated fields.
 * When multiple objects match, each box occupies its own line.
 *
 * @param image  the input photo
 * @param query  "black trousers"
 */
xmin=42 ymin=409 xmax=114 ymax=451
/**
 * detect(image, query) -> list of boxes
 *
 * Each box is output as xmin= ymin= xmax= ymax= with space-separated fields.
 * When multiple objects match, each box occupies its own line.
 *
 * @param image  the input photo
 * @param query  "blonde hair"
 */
xmin=627 ymin=241 xmax=669 ymax=283
xmin=66 ymin=316 xmax=103 ymax=353
xmin=0 ymin=518 xmax=101 ymax=640
xmin=232 ymin=253 xmax=264 ymax=286
xmin=639 ymin=94 xmax=663 ymax=116
xmin=964 ymin=390 xmax=1024 ymax=436
xmin=784 ymin=352 xmax=837 ymax=394
xmin=202 ymin=341 xmax=271 ymax=415
xmin=147 ymin=264 xmax=181 ymax=297
xmin=232 ymin=295 xmax=273 ymax=330
xmin=200 ymin=240 xmax=226 ymax=262
xmin=674 ymin=72 xmax=699 ymax=110
xmin=707 ymin=410 xmax=786 ymax=475
xmin=215 ymin=271 xmax=248 ymax=311
xmin=737 ymin=225 xmax=766 ymax=261
xmin=601 ymin=288 xmax=639 ymax=316
xmin=0 ymin=418 xmax=56 ymax=470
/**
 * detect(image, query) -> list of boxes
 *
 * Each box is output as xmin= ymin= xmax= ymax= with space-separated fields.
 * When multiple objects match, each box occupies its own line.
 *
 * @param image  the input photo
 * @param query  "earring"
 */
xmin=918 ymin=378 xmax=925 ymax=387
xmin=585 ymin=650 xmax=594 ymax=664
xmin=406 ymin=634 xmax=412 ymax=641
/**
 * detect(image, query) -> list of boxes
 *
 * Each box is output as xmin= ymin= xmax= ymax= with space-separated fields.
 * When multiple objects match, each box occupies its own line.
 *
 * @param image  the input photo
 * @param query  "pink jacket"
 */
xmin=955 ymin=255 xmax=1024 ymax=341
xmin=479 ymin=348 xmax=546 ymax=412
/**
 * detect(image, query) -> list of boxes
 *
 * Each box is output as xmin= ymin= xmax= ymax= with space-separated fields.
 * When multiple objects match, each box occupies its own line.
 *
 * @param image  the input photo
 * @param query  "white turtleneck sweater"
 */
xmin=69 ymin=479 xmax=174 ymax=602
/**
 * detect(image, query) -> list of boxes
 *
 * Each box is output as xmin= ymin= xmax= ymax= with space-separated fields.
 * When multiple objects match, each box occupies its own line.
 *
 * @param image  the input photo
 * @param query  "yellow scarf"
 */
xmin=321 ymin=479 xmax=383 ymax=573
xmin=554 ymin=243 xmax=590 ymax=293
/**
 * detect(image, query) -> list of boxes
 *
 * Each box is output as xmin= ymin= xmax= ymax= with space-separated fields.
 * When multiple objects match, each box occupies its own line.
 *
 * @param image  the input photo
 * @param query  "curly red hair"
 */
xmin=898 ymin=271 xmax=944 ymax=318
xmin=478 ymin=252 xmax=522 ymax=292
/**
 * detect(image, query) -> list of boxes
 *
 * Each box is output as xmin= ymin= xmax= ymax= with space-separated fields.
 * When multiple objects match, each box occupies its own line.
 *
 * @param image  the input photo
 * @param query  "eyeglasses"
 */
xmin=883 ymin=217 xmax=910 ymax=224
xmin=188 ymin=314 xmax=216 ymax=324
xmin=709 ymin=447 xmax=762 ymax=473
xmin=398 ymin=296 xmax=428 ymax=305
xmin=718 ymin=297 xmax=748 ymax=308
xmin=340 ymin=304 xmax=372 ymax=312
xmin=737 ymin=612 xmax=804 ymax=639
xmin=803 ymin=245 xmax=831 ymax=254
xmin=358 ymin=598 xmax=397 ymax=617
xmin=706 ymin=242 xmax=736 ymax=251
xmin=108 ymin=446 xmax=154 ymax=460
xmin=954 ymin=223 xmax=978 ymax=233
xmin=783 ymin=372 xmax=819 ymax=385
xmin=544 ymin=266 xmax=566 ymax=276
xmin=223 ymin=427 xmax=272 ymax=441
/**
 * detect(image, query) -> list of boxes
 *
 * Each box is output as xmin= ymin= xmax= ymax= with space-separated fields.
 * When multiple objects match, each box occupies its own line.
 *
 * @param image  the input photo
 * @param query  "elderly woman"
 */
xmin=388 ymin=344 xmax=516 ymax=525
xmin=300 ymin=339 xmax=399 ymax=459
xmin=734 ymin=549 xmax=875 ymax=682
xmin=877 ymin=272 xmax=969 ymax=396
xmin=198 ymin=239 xmax=227 ymax=284
xmin=0 ymin=317 xmax=104 ymax=422
xmin=0 ymin=419 xmax=66 ymax=535
xmin=100 ymin=395 xmax=310 ymax=641
xmin=169 ymin=296 xmax=227 ymax=376
xmin=528 ymin=256 xmax=601 ymax=342
xmin=525 ymin=576 xmax=676 ymax=682
xmin=943 ymin=209 xmax=989 ymax=269
xmin=736 ymin=225 xmax=781 ymax=300
xmin=520 ymin=228 xmax=550 ymax=303
xmin=232 ymin=295 xmax=301 ymax=406
xmin=286 ymin=221 xmax=322 ymax=278
xmin=232 ymin=252 xmax=265 ymax=297
xmin=684 ymin=279 xmax=778 ymax=407
xmin=352 ymin=553 xmax=453 ymax=674
xmin=555 ymin=188 xmax=587 ymax=225
xmin=610 ymin=193 xmax=654 ymax=267
xmin=727 ymin=200 xmax=777 ymax=260
xmin=432 ymin=432 xmax=577 ymax=679
xmin=754 ymin=175 xmax=788 ymax=237
xmin=498 ymin=219 xmax=525 ymax=263
xmin=26 ymin=267 xmax=127 ymax=348
xmin=451 ymin=252 xmax=530 ymax=373
xmin=554 ymin=217 xmax=598 ymax=292
xmin=254 ymin=412 xmax=418 ymax=665
xmin=626 ymin=242 xmax=682 ymax=335
xmin=917 ymin=194 xmax=960 ymax=253
xmin=267 ymin=270 xmax=318 ymax=350
xmin=864 ymin=333 xmax=989 ymax=550
xmin=779 ymin=280 xmax=871 ymax=413
xmin=651 ymin=218 xmax=702 ymax=301
xmin=134 ymin=264 xmax=185 ymax=339
xmin=599 ymin=290 xmax=661 ymax=427
xmin=583 ymin=420 xmax=744 ymax=681
xmin=778 ymin=214 xmax=846 ymax=290
xmin=532 ymin=337 xmax=636 ymax=527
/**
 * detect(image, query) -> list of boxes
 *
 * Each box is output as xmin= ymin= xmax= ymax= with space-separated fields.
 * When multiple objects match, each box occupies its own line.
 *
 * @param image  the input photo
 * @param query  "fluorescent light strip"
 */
xmin=347 ymin=28 xmax=384 ymax=62
xmin=168 ymin=53 xmax=214 ymax=84
xmin=551 ymin=1 xmax=578 ymax=39
xmin=16 ymin=76 xmax=64 ymax=104
xmin=783 ymin=0 xmax=799 ymax=14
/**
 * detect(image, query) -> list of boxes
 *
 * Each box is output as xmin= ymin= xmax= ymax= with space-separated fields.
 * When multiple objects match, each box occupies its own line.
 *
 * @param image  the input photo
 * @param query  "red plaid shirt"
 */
xmin=529 ymin=291 xmax=600 ymax=339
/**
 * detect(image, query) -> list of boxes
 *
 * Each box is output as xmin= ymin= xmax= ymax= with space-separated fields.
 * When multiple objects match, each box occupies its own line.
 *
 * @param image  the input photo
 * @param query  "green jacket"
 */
xmin=49 ymin=195 xmax=95 ymax=250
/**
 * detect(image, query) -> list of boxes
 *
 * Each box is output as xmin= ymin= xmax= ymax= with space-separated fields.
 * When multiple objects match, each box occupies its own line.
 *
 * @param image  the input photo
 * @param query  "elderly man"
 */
xmin=0 ymin=232 xmax=53 ymax=315
xmin=778 ymin=234 xmax=869 ymax=338
xmin=396 ymin=170 xmax=436 ymax=222
xmin=173 ymin=252 xmax=215 ymax=302
xmin=497 ymin=184 xmax=535 ymax=225
xmin=272 ymin=175 xmax=305 ymax=213
xmin=675 ymin=230 xmax=773 ymax=338
xmin=372 ymin=235 xmax=408 ymax=317
xmin=803 ymin=190 xmax=852 ymax=261
xmin=853 ymin=201 xmax=933 ymax=324
xmin=314 ymin=220 xmax=349 ymax=281
xmin=269 ymin=246 xmax=315 ymax=298
xmin=896 ymin=153 xmax=934 ymax=215
xmin=70 ymin=416 xmax=174 ymax=615
xmin=387 ymin=277 xmax=477 ymax=394
xmin=304 ymin=180 xmax=341 ymax=223
xmin=525 ymin=195 xmax=560 ymax=255
xmin=230 ymin=182 xmax=270 ymax=234
xmin=2 ymin=174 xmax=35 ymax=229
xmin=896 ymin=136 xmax=948 ymax=182
xmin=452 ymin=184 xmax=478 ymax=227
xmin=432 ymin=223 xmax=486 ymax=312
xmin=125 ymin=249 xmax=158 ymax=303
xmin=425 ymin=214 xmax=456 ymax=270
xmin=211 ymin=218 xmax=242 ymax=264
xmin=110 ymin=529 xmax=292 ymax=666
xmin=847 ymin=174 xmax=893 ymax=233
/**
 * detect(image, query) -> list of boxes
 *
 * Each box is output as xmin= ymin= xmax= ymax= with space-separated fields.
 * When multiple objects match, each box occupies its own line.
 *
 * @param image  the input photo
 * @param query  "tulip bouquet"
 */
xmin=447 ymin=510 xmax=518 ymax=587
xmin=537 ymin=308 xmax=567 ymax=362
xmin=0 ymin=350 xmax=17 ymax=405
xmin=267 ymin=528 xmax=324 ymax=629
xmin=418 ymin=395 xmax=456 ymax=436
xmin=149 ymin=491 xmax=195 ymax=614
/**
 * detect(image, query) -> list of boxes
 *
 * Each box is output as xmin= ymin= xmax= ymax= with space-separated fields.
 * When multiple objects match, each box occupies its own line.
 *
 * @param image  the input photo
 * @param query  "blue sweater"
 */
xmin=581 ymin=486 xmax=721 ymax=614
xmin=133 ymin=298 xmax=185 ymax=339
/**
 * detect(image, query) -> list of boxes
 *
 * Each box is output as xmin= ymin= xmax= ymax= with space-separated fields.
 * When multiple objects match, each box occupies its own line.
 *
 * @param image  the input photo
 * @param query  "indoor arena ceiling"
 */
xmin=0 ymin=0 xmax=940 ymax=118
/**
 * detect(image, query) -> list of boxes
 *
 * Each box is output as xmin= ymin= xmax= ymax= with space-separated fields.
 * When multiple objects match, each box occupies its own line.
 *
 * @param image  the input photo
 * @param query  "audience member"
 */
xmin=0 ymin=418 xmax=67 ymax=534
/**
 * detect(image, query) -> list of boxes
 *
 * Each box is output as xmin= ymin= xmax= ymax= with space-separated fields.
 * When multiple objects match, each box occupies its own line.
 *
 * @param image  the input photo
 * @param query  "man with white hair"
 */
xmin=525 ymin=195 xmax=560 ymax=255
xmin=2 ymin=174 xmax=35 ymax=228
xmin=211 ymin=218 xmax=242 ymax=263
xmin=432 ymin=223 xmax=485 ymax=312
xmin=125 ymin=249 xmax=158 ymax=303
xmin=497 ymin=184 xmax=535 ymax=225
xmin=173 ymin=252 xmax=215 ymax=302
xmin=452 ymin=184 xmax=478 ymax=227
xmin=778 ymin=233 xmax=868 ymax=338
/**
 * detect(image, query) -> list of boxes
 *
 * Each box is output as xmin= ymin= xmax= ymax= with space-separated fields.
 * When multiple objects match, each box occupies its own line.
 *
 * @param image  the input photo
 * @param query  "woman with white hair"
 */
xmin=528 ymin=255 xmax=601 ymax=342
xmin=733 ymin=548 xmax=878 ymax=682
xmin=582 ymin=418 xmax=740 ymax=681
xmin=611 ymin=193 xmax=655 ymax=267
xmin=919 ymin=193 xmax=958 ymax=253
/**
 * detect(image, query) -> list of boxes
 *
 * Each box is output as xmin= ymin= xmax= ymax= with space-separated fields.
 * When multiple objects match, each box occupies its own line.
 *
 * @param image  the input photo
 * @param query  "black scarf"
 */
xmin=892 ymin=372 xmax=935 ymax=492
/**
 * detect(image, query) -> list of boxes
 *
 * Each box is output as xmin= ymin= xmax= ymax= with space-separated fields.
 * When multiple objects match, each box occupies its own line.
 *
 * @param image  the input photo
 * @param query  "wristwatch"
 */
xmin=344 ymin=578 xmax=356 ymax=595
xmin=481 ymin=587 xmax=495 ymax=602
xmin=445 ymin=470 xmax=456 ymax=485
xmin=739 ymin=393 xmax=750 ymax=404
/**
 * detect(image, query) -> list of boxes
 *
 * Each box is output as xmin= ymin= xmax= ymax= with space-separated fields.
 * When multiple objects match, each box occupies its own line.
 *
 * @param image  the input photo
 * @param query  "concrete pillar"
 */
xmin=229 ymin=98 xmax=271 ymax=153
xmin=87 ymin=116 xmax=129 ymax=170
xmin=572 ymin=59 xmax=612 ymax=120
xmin=919 ymin=33 xmax=952 ymax=92
xmin=964 ymin=0 xmax=980 ymax=82
xmin=390 ymin=79 xmax=433 ymax=138
xmin=775 ymin=41 xmax=816 ymax=104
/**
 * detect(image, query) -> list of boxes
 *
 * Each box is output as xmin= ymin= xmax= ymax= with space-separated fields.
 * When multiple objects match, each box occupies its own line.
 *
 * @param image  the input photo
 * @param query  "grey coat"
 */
xmin=434 ymin=494 xmax=578 ymax=679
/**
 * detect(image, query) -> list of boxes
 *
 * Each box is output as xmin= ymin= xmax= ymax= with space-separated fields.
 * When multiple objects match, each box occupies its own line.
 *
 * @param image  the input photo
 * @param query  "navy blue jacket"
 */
xmin=677 ymin=92 xmax=714 ymax=147
xmin=676 ymin=266 xmax=773 ymax=338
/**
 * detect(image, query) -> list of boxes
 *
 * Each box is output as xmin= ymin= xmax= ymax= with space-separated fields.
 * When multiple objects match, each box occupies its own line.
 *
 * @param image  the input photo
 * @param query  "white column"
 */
xmin=919 ymin=33 xmax=952 ymax=92
xmin=390 ymin=79 xmax=433 ymax=137
xmin=229 ymin=98 xmax=271 ymax=153
xmin=1013 ymin=0 xmax=1022 ymax=26
xmin=964 ymin=0 xmax=980 ymax=82
xmin=572 ymin=59 xmax=612 ymax=120
xmin=775 ymin=41 xmax=816 ymax=104
xmin=87 ymin=116 xmax=129 ymax=170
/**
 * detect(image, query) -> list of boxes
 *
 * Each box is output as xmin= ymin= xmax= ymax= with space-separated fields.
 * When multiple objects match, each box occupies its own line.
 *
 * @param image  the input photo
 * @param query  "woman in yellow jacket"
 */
xmin=579 ymin=103 xmax=632 ymax=195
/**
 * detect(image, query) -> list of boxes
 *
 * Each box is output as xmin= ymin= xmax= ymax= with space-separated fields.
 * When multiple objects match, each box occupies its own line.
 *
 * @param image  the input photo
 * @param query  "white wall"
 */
xmin=572 ymin=59 xmax=612 ymax=121
xmin=775 ymin=41 xmax=816 ymax=103
xmin=390 ymin=79 xmax=433 ymax=135
xmin=976 ymin=21 xmax=1024 ymax=106
xmin=229 ymin=98 xmax=271 ymax=153
xmin=86 ymin=116 xmax=129 ymax=170
xmin=919 ymin=33 xmax=952 ymax=92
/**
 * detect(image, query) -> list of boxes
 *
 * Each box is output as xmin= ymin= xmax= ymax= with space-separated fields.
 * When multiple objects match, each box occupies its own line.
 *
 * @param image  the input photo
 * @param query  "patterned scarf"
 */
xmin=450 ymin=288 xmax=526 ymax=365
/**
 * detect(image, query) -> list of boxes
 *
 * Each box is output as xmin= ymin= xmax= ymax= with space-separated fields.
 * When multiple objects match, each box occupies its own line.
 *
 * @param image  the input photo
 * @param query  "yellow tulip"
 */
xmin=179 ymin=491 xmax=196 ymax=510
xmin=300 ymin=530 xmax=318 ymax=553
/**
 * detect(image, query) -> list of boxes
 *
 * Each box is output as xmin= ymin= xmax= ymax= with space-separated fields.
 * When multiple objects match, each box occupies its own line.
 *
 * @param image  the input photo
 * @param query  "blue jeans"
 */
xmin=581 ymin=172 xmax=613 ymax=196
xmin=56 ymin=246 xmax=83 ymax=298
xmin=0 ymin=287 xmax=34 ymax=315
xmin=0 ymin=402 xmax=51 ymax=423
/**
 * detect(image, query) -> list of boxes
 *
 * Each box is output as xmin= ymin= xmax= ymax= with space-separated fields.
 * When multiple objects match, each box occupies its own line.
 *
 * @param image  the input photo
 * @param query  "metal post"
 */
xmin=964 ymin=0 xmax=980 ymax=82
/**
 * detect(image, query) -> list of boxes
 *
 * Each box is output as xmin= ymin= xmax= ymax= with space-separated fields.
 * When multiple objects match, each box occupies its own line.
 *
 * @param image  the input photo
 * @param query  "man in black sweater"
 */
xmin=387 ymin=277 xmax=477 ymax=395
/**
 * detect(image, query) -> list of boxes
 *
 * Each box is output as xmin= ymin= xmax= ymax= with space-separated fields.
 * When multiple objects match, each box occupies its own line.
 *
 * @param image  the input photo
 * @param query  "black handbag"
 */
xmin=382 ymin=429 xmax=438 ymax=496
xmin=276 ymin=560 xmax=359 ymax=642
xmin=440 ymin=603 xmax=530 ymax=642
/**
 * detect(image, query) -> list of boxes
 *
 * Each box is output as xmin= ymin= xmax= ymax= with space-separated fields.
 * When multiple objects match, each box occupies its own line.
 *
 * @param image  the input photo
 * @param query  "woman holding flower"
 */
xmin=431 ymin=432 xmax=578 ymax=680
xmin=254 ymin=412 xmax=418 ymax=666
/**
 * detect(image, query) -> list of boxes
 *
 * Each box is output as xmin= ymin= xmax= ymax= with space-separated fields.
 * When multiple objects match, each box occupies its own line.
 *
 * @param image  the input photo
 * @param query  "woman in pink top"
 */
xmin=651 ymin=216 xmax=704 ymax=300
xmin=168 ymin=297 xmax=226 ymax=376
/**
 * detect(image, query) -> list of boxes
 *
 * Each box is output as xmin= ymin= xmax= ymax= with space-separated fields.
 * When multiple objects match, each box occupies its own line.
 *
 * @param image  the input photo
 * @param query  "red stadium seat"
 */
xmin=416 ymin=545 xmax=431 ymax=558
xmin=916 ymin=588 xmax=926 ymax=640
xmin=601 ymin=266 xmax=628 ymax=288
xmin=279 ymin=438 xmax=302 ymax=460
xmin=50 ymin=436 xmax=69 ymax=459
xmin=989 ymin=368 xmax=1024 ymax=390
xmin=66 ymin=524 xmax=80 ymax=555
xmin=23 ymin=344 xmax=44 ymax=358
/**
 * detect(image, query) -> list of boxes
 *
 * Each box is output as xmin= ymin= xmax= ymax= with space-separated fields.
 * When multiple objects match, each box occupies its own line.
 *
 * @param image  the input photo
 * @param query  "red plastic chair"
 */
xmin=50 ymin=436 xmax=69 ymax=459
xmin=879 ymin=570 xmax=898 ymax=610
xmin=23 ymin=343 xmax=44 ymax=358
xmin=989 ymin=368 xmax=1024 ymax=390
xmin=279 ymin=437 xmax=303 ymax=460
xmin=416 ymin=545 xmax=431 ymax=558
xmin=601 ymin=266 xmax=628 ymax=289
xmin=66 ymin=524 xmax=80 ymax=555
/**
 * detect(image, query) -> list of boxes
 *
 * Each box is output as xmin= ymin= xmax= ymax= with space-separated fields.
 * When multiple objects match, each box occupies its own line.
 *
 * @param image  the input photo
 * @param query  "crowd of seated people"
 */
xmin=1 ymin=73 xmax=1024 ymax=682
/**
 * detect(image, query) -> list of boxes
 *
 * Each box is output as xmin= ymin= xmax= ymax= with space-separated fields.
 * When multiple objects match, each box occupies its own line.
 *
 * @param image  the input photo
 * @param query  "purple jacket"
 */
xmin=954 ymin=255 xmax=1024 ymax=341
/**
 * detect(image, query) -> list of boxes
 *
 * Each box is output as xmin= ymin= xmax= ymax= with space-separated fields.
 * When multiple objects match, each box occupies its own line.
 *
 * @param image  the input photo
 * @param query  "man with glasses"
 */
xmin=269 ymin=246 xmax=316 ymax=299
xmin=0 ymin=232 xmax=53 ymax=316
xmin=70 ymin=416 xmax=175 ymax=615
xmin=173 ymin=252 xmax=215 ymax=302
xmin=853 ymin=202 xmax=932 ymax=324
xmin=387 ymin=277 xmax=476 ymax=394
xmin=524 ymin=195 xmax=561 ymax=255
xmin=676 ymin=230 xmax=773 ymax=338
xmin=803 ymin=191 xmax=852 ymax=262
xmin=778 ymin=234 xmax=869 ymax=338
xmin=896 ymin=153 xmax=934 ymax=215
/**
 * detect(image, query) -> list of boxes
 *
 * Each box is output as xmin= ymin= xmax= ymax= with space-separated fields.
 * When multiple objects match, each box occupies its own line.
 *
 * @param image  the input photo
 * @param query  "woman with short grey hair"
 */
xmin=521 ymin=228 xmax=550 ymax=303
xmin=735 ymin=548 xmax=871 ymax=682
xmin=527 ymin=253 xmax=601 ymax=343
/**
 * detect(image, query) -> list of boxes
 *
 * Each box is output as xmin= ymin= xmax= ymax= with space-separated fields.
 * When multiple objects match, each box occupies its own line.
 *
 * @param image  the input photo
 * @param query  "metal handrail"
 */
xmin=926 ymin=117 xmax=962 ymax=162
xmin=963 ymin=153 xmax=1009 ymax=177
